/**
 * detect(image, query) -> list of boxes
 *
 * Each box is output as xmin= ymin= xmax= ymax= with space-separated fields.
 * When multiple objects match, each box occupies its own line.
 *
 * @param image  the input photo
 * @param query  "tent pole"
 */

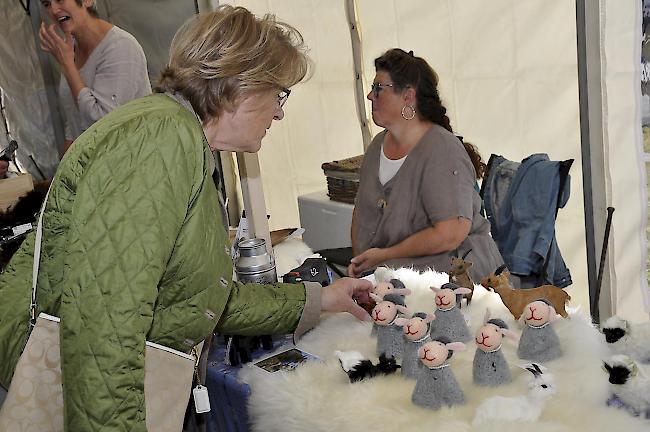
xmin=575 ymin=0 xmax=610 ymax=324
xmin=345 ymin=0 xmax=372 ymax=150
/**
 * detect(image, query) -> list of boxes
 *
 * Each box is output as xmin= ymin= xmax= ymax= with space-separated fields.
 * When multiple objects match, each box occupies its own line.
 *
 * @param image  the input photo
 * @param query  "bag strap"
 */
xmin=30 ymin=185 xmax=52 ymax=329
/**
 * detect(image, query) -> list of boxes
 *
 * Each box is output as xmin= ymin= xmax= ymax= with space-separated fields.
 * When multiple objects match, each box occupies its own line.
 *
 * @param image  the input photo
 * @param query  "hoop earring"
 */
xmin=401 ymin=105 xmax=416 ymax=120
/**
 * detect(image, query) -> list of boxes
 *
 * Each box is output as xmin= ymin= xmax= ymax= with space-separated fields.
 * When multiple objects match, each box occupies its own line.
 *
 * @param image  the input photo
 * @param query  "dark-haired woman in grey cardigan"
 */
xmin=348 ymin=48 xmax=503 ymax=279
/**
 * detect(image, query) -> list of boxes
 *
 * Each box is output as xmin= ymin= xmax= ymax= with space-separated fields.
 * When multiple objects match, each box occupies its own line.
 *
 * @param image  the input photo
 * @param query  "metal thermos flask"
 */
xmin=234 ymin=238 xmax=277 ymax=284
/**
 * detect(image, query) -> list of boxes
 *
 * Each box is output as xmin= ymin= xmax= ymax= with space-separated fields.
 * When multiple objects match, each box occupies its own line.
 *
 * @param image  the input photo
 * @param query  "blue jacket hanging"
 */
xmin=483 ymin=154 xmax=572 ymax=288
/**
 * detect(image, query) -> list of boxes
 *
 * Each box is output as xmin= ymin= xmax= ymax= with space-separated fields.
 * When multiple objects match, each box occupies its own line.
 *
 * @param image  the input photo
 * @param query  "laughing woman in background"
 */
xmin=348 ymin=49 xmax=504 ymax=281
xmin=39 ymin=0 xmax=151 ymax=151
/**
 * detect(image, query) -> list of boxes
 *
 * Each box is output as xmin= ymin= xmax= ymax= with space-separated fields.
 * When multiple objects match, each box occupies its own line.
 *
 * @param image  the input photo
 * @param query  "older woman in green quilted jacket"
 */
xmin=0 ymin=6 xmax=372 ymax=431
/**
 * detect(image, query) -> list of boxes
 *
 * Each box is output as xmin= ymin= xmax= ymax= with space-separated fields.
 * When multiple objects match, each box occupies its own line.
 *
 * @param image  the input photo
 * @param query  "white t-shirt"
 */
xmin=379 ymin=143 xmax=407 ymax=185
xmin=59 ymin=26 xmax=151 ymax=141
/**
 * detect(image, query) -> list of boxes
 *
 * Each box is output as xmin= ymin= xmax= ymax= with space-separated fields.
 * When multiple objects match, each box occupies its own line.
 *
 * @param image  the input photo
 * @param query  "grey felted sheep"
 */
xmin=411 ymin=337 xmax=466 ymax=410
xmin=473 ymin=317 xmax=519 ymax=387
xmin=370 ymin=282 xmax=411 ymax=337
xmin=370 ymin=292 xmax=410 ymax=359
xmin=394 ymin=312 xmax=436 ymax=379
xmin=429 ymin=284 xmax=472 ymax=343
xmin=517 ymin=299 xmax=563 ymax=363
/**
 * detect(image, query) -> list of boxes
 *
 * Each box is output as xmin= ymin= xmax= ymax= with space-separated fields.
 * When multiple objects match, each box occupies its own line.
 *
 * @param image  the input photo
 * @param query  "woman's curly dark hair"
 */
xmin=374 ymin=49 xmax=486 ymax=179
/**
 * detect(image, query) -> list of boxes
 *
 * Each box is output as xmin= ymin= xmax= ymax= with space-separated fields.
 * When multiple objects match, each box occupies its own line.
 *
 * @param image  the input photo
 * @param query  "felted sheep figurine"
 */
xmin=517 ymin=299 xmax=563 ymax=362
xmin=448 ymin=248 xmax=475 ymax=308
xmin=603 ymin=354 xmax=650 ymax=416
xmin=429 ymin=283 xmax=472 ymax=342
xmin=473 ymin=363 xmax=557 ymax=424
xmin=394 ymin=312 xmax=436 ymax=379
xmin=370 ymin=292 xmax=410 ymax=359
xmin=601 ymin=315 xmax=650 ymax=364
xmin=411 ymin=337 xmax=466 ymax=410
xmin=370 ymin=283 xmax=411 ymax=336
xmin=473 ymin=315 xmax=519 ymax=387
xmin=480 ymin=265 xmax=571 ymax=320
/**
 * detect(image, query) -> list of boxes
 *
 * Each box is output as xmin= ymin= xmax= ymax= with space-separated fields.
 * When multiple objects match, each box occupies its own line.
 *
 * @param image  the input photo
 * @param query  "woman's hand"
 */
xmin=39 ymin=23 xmax=75 ymax=68
xmin=347 ymin=248 xmax=388 ymax=278
xmin=321 ymin=277 xmax=373 ymax=321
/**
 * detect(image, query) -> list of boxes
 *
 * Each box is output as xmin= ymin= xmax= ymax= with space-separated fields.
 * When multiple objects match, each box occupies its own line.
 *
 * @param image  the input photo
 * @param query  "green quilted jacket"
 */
xmin=0 ymin=94 xmax=319 ymax=431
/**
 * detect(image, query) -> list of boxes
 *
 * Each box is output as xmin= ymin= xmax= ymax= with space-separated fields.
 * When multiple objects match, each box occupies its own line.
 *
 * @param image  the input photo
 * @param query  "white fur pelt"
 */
xmin=240 ymin=268 xmax=650 ymax=432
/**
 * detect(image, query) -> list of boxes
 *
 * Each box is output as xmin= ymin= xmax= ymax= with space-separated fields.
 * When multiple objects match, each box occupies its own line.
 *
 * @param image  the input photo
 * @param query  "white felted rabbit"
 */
xmin=473 ymin=363 xmax=557 ymax=424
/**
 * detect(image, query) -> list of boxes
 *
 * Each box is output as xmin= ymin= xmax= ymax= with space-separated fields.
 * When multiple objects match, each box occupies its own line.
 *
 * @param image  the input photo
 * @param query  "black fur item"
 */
xmin=602 ymin=327 xmax=626 ymax=344
xmin=604 ymin=363 xmax=632 ymax=385
xmin=347 ymin=354 xmax=400 ymax=383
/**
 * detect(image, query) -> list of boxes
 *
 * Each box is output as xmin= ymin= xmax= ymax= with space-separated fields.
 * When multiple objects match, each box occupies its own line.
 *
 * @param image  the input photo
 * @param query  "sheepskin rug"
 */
xmin=240 ymin=267 xmax=650 ymax=432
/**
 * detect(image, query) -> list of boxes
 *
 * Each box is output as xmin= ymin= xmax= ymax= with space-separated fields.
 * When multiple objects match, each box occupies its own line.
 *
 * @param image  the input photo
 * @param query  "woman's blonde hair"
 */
xmin=155 ymin=5 xmax=310 ymax=121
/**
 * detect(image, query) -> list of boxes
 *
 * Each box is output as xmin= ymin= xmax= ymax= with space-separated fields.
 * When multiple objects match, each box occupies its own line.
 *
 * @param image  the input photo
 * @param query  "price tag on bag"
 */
xmin=193 ymin=385 xmax=211 ymax=413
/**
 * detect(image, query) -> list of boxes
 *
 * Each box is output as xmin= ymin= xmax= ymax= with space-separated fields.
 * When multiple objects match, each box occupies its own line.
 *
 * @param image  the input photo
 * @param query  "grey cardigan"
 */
xmin=354 ymin=126 xmax=503 ymax=279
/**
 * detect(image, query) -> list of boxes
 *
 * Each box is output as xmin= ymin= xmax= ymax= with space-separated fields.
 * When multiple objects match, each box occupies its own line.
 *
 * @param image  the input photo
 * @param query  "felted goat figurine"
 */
xmin=603 ymin=354 xmax=650 ymax=416
xmin=600 ymin=315 xmax=650 ymax=364
xmin=480 ymin=265 xmax=571 ymax=320
xmin=448 ymin=248 xmax=475 ymax=308
xmin=473 ymin=363 xmax=557 ymax=424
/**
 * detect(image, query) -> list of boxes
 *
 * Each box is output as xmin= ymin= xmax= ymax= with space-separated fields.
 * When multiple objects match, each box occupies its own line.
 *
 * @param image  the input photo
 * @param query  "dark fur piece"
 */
xmin=604 ymin=363 xmax=632 ymax=385
xmin=602 ymin=327 xmax=626 ymax=344
xmin=347 ymin=354 xmax=400 ymax=382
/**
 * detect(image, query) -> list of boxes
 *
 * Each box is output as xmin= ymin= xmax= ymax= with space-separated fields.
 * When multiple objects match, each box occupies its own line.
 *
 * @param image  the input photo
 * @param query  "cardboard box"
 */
xmin=0 ymin=174 xmax=34 ymax=212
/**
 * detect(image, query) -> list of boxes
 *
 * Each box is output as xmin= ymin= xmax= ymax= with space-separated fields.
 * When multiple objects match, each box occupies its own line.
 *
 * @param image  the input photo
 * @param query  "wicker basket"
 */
xmin=321 ymin=155 xmax=363 ymax=204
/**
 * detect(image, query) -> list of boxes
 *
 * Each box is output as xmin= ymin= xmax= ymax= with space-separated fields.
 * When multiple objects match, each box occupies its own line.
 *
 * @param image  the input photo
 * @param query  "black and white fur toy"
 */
xmin=370 ymin=292 xmax=410 ymax=359
xmin=429 ymin=283 xmax=472 ymax=343
xmin=473 ymin=316 xmax=519 ymax=387
xmin=603 ymin=354 xmax=650 ymax=417
xmin=394 ymin=312 xmax=435 ymax=379
xmin=517 ymin=299 xmax=562 ymax=362
xmin=411 ymin=337 xmax=466 ymax=410
xmin=601 ymin=315 xmax=650 ymax=364
xmin=334 ymin=350 xmax=400 ymax=383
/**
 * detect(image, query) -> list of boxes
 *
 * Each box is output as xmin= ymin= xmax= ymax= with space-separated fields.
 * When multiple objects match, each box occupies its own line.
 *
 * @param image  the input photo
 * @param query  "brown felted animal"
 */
xmin=448 ymin=249 xmax=475 ymax=308
xmin=479 ymin=265 xmax=571 ymax=320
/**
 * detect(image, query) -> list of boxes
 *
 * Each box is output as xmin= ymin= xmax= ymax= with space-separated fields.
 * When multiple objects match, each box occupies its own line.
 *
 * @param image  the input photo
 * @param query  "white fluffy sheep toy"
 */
xmin=370 ymin=292 xmax=410 ymax=359
xmin=473 ymin=363 xmax=557 ymax=424
xmin=601 ymin=315 xmax=650 ymax=364
xmin=603 ymin=354 xmax=650 ymax=416
xmin=394 ymin=312 xmax=436 ymax=379
xmin=517 ymin=299 xmax=563 ymax=362
xmin=370 ymin=281 xmax=411 ymax=337
xmin=411 ymin=337 xmax=466 ymax=410
xmin=473 ymin=315 xmax=519 ymax=387
xmin=429 ymin=283 xmax=472 ymax=343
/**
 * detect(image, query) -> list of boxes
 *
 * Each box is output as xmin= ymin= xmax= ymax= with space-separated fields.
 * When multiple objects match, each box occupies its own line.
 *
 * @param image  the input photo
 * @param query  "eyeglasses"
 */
xmin=278 ymin=87 xmax=291 ymax=108
xmin=371 ymin=82 xmax=395 ymax=98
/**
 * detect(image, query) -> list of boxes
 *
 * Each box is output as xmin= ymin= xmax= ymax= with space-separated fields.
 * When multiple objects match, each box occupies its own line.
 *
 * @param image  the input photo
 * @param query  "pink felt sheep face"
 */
xmin=396 ymin=313 xmax=435 ymax=341
xmin=370 ymin=293 xmax=409 ymax=327
xmin=430 ymin=286 xmax=472 ymax=311
xmin=418 ymin=340 xmax=466 ymax=368
xmin=373 ymin=283 xmax=412 ymax=300
xmin=522 ymin=300 xmax=555 ymax=327
xmin=475 ymin=323 xmax=518 ymax=352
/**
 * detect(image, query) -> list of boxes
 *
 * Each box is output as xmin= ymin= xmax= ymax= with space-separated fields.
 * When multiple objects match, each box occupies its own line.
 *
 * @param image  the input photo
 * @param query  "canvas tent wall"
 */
xmin=0 ymin=0 xmax=647 ymax=321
